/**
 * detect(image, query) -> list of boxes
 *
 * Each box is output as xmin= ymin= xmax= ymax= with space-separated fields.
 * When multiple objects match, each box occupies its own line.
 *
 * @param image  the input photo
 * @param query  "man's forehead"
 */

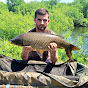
xmin=36 ymin=14 xmax=49 ymax=19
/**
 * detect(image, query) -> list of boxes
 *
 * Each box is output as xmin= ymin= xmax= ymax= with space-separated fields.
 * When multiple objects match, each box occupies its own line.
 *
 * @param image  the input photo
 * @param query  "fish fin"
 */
xmin=55 ymin=35 xmax=64 ymax=38
xmin=56 ymin=35 xmax=64 ymax=39
xmin=65 ymin=49 xmax=72 ymax=59
xmin=65 ymin=44 xmax=79 ymax=59
xmin=49 ymin=33 xmax=64 ymax=39
xmin=36 ymin=50 xmax=44 ymax=58
xmin=36 ymin=50 xmax=43 ymax=54
xmin=70 ymin=44 xmax=79 ymax=51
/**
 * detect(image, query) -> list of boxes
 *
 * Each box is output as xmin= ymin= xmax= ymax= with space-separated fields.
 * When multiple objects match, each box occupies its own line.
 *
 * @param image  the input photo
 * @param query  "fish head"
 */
xmin=10 ymin=35 xmax=23 ymax=46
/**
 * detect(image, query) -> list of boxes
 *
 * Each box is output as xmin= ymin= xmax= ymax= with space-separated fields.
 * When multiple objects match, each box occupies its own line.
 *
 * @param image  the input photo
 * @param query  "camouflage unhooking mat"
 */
xmin=0 ymin=54 xmax=88 ymax=88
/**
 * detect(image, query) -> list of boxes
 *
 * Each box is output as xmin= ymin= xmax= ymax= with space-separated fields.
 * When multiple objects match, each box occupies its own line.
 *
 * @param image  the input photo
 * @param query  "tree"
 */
xmin=7 ymin=0 xmax=24 ymax=12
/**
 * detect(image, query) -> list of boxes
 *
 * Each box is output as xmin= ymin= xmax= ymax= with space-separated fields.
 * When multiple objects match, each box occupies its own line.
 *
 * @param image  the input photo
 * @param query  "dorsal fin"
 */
xmin=50 ymin=34 xmax=64 ymax=39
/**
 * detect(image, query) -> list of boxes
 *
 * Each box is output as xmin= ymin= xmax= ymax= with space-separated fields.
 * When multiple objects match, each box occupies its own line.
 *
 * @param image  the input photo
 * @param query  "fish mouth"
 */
xmin=10 ymin=41 xmax=14 ymax=44
xmin=10 ymin=37 xmax=23 ymax=46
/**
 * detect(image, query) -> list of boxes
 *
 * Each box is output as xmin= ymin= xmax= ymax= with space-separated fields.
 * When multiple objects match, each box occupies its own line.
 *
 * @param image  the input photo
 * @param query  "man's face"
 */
xmin=34 ymin=14 xmax=50 ymax=31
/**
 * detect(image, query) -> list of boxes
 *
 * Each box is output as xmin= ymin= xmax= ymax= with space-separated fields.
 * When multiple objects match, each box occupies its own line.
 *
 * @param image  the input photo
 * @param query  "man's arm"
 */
xmin=48 ymin=43 xmax=58 ymax=64
xmin=21 ymin=43 xmax=58 ymax=63
xmin=21 ymin=46 xmax=33 ymax=61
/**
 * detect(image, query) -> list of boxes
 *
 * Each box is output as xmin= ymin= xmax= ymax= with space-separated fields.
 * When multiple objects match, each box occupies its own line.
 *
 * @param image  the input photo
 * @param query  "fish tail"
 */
xmin=70 ymin=44 xmax=79 ymax=51
xmin=65 ymin=44 xmax=79 ymax=59
xmin=65 ymin=49 xmax=72 ymax=59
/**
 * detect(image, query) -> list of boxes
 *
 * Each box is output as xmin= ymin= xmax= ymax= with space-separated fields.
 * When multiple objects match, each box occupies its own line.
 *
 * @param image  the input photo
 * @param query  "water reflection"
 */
xmin=71 ymin=27 xmax=88 ymax=55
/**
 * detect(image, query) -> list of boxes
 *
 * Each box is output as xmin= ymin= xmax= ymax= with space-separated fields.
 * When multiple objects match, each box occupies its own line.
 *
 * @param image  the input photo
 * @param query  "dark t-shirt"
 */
xmin=27 ymin=28 xmax=55 ymax=62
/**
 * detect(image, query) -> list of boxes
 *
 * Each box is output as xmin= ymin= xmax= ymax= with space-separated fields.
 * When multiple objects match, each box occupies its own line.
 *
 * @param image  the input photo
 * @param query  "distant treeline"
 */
xmin=0 ymin=0 xmax=88 ymax=39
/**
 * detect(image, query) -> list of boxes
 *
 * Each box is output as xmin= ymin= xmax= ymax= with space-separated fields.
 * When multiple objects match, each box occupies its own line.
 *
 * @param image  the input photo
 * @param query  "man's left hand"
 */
xmin=48 ymin=42 xmax=57 ymax=53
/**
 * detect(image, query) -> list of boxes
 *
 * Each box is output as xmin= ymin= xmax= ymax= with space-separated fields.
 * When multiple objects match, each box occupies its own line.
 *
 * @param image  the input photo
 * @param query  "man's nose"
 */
xmin=41 ymin=20 xmax=44 ymax=24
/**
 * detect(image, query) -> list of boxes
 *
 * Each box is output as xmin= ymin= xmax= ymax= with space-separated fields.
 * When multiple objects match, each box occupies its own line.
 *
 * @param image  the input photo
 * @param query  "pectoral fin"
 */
xmin=36 ymin=50 xmax=44 ymax=58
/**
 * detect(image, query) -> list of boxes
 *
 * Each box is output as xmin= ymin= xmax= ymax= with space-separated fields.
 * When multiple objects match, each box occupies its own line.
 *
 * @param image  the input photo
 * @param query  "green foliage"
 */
xmin=7 ymin=0 xmax=24 ymax=12
xmin=0 ymin=39 xmax=22 ymax=60
xmin=71 ymin=36 xmax=86 ymax=64
xmin=48 ymin=8 xmax=74 ymax=34
xmin=0 ymin=0 xmax=88 ymax=65
xmin=0 ymin=11 xmax=34 ymax=40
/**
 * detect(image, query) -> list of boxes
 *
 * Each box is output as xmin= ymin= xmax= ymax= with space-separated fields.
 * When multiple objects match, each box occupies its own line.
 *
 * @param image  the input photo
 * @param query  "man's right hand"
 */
xmin=23 ymin=46 xmax=33 ymax=51
xmin=21 ymin=46 xmax=33 ymax=61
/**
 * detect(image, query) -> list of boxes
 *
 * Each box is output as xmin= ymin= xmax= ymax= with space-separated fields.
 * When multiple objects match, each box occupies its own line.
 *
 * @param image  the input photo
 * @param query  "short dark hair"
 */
xmin=35 ymin=8 xmax=49 ymax=18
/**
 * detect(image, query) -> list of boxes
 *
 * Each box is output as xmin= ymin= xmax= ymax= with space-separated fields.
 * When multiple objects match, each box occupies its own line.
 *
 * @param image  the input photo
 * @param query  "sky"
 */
xmin=0 ymin=0 xmax=74 ymax=3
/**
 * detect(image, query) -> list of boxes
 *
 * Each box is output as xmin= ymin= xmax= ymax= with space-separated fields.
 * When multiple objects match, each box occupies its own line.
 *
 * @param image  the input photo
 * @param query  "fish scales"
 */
xmin=10 ymin=32 xmax=79 ymax=59
xmin=21 ymin=32 xmax=59 ymax=51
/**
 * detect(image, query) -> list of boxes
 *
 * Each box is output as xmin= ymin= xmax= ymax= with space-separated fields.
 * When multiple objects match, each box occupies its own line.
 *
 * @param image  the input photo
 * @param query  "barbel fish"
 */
xmin=10 ymin=32 xmax=79 ymax=59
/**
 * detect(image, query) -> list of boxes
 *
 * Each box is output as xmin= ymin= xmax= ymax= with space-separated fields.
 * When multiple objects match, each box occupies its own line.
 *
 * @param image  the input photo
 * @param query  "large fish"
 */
xmin=10 ymin=32 xmax=79 ymax=59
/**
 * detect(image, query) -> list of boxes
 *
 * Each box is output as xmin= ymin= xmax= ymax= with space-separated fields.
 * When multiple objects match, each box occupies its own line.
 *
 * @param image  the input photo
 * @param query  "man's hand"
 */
xmin=48 ymin=43 xmax=58 ymax=64
xmin=21 ymin=46 xmax=33 ymax=61
xmin=48 ymin=42 xmax=57 ymax=53
xmin=23 ymin=46 xmax=33 ymax=51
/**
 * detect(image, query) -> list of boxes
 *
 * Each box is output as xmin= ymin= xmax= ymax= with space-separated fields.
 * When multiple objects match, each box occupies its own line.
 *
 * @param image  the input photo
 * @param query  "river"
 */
xmin=70 ymin=27 xmax=88 ymax=55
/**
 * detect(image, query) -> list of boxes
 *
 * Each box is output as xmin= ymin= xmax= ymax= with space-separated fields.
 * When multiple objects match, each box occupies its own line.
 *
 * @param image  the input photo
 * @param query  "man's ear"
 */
xmin=34 ymin=18 xmax=36 ymax=23
xmin=48 ymin=19 xmax=50 ymax=24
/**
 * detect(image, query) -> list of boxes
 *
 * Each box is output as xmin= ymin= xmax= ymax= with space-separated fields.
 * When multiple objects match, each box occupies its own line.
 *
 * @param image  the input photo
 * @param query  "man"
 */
xmin=21 ymin=8 xmax=58 ymax=64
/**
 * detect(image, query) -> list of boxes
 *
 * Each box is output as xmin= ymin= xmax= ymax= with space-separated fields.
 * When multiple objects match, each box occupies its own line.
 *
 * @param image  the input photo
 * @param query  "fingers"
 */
xmin=48 ymin=43 xmax=57 ymax=51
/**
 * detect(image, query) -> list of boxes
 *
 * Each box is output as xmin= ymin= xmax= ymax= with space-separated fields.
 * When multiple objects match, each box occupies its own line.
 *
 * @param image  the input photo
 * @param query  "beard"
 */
xmin=36 ymin=24 xmax=46 ymax=31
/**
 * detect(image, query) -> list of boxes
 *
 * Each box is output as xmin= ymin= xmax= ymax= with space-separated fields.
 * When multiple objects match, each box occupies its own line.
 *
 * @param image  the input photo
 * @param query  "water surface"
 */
xmin=71 ymin=27 xmax=88 ymax=55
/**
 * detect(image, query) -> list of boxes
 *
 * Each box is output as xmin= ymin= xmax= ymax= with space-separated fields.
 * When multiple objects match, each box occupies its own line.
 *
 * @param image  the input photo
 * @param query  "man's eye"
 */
xmin=44 ymin=19 xmax=47 ymax=22
xmin=38 ymin=19 xmax=41 ymax=21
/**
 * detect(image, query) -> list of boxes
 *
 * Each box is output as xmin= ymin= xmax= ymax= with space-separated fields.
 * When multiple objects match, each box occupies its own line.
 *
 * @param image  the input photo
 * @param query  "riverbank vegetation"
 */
xmin=0 ymin=0 xmax=88 ymax=65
